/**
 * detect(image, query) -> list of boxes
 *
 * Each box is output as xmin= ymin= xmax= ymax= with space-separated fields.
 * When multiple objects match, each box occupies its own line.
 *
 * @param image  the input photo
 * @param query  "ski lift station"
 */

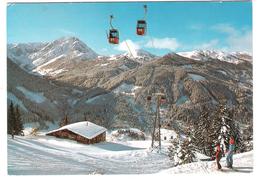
xmin=46 ymin=121 xmax=107 ymax=144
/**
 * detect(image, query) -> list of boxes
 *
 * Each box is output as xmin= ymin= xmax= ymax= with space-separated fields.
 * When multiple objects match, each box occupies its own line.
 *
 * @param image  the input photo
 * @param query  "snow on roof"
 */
xmin=46 ymin=121 xmax=107 ymax=139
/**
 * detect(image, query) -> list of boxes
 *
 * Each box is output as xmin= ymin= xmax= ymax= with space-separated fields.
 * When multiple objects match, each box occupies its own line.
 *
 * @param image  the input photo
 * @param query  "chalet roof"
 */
xmin=46 ymin=121 xmax=107 ymax=139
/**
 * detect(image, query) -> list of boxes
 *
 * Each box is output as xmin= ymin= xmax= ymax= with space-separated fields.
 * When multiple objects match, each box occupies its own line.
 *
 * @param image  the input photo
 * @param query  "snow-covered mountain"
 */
xmin=8 ymin=37 xmax=99 ymax=72
xmin=108 ymin=49 xmax=157 ymax=63
xmin=8 ymin=37 xmax=159 ymax=76
xmin=7 ymin=37 xmax=253 ymax=139
xmin=7 ymin=42 xmax=47 ymax=70
xmin=133 ymin=49 xmax=158 ymax=63
xmin=177 ymin=50 xmax=252 ymax=64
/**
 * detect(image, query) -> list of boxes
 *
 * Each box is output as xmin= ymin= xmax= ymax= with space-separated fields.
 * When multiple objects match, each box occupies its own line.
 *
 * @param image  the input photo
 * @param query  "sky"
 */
xmin=7 ymin=1 xmax=252 ymax=56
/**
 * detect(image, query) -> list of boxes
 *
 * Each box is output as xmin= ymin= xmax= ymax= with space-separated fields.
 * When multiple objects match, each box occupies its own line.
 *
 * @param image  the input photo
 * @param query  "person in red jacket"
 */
xmin=216 ymin=142 xmax=222 ymax=170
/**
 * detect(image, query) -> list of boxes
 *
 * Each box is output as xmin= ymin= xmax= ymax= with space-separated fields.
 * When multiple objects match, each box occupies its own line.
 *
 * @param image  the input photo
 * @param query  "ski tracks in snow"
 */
xmin=8 ymin=136 xmax=173 ymax=175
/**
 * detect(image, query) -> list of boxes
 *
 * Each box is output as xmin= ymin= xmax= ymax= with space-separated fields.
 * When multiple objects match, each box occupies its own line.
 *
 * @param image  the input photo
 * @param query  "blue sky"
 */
xmin=7 ymin=1 xmax=252 ymax=56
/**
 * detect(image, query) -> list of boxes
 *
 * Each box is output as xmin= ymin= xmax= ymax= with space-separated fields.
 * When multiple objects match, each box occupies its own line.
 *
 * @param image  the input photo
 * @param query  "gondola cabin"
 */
xmin=109 ymin=29 xmax=119 ymax=44
xmin=136 ymin=20 xmax=147 ymax=35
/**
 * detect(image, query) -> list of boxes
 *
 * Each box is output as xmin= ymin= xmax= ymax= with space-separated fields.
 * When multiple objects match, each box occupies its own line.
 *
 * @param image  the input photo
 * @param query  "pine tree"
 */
xmin=182 ymin=103 xmax=244 ymax=159
xmin=14 ymin=105 xmax=24 ymax=135
xmin=220 ymin=105 xmax=243 ymax=152
xmin=189 ymin=107 xmax=216 ymax=157
xmin=211 ymin=104 xmax=243 ymax=152
xmin=59 ymin=115 xmax=70 ymax=127
xmin=7 ymin=101 xmax=16 ymax=134
xmin=179 ymin=138 xmax=196 ymax=165
xmin=168 ymin=136 xmax=196 ymax=166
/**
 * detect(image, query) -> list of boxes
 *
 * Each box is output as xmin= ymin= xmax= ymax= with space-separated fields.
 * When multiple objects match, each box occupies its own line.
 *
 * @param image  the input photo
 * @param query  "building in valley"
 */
xmin=46 ymin=121 xmax=106 ymax=144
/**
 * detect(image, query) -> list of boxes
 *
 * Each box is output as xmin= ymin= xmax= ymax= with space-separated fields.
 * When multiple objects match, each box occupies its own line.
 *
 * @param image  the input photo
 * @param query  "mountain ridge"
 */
xmin=177 ymin=50 xmax=252 ymax=64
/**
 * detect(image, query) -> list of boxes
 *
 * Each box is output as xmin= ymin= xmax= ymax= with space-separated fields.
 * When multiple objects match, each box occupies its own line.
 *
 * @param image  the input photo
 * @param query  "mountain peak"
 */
xmin=177 ymin=49 xmax=252 ymax=64
xmin=8 ymin=36 xmax=99 ymax=72
xmin=54 ymin=36 xmax=81 ymax=45
xmin=121 ymin=49 xmax=157 ymax=63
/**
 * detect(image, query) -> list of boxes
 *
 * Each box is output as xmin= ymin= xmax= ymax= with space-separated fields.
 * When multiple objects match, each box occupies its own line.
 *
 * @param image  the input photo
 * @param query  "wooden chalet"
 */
xmin=46 ymin=121 xmax=106 ymax=144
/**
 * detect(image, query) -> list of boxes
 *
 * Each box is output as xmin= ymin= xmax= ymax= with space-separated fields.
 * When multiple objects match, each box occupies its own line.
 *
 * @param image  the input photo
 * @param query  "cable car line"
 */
xmin=109 ymin=15 xmax=114 ymax=29
xmin=136 ymin=5 xmax=147 ymax=36
xmin=124 ymin=40 xmax=134 ymax=57
xmin=108 ymin=15 xmax=119 ymax=44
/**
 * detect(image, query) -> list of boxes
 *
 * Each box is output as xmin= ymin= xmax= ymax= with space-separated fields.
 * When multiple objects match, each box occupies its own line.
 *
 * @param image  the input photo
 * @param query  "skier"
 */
xmin=215 ymin=142 xmax=222 ymax=170
xmin=226 ymin=136 xmax=235 ymax=168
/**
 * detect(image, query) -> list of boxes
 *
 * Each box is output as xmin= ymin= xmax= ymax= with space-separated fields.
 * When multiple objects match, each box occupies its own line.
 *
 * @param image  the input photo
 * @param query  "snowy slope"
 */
xmin=177 ymin=50 xmax=252 ymax=64
xmin=126 ymin=49 xmax=158 ymax=63
xmin=7 ymin=42 xmax=47 ymax=70
xmin=8 ymin=135 xmax=172 ymax=175
xmin=113 ymin=83 xmax=142 ymax=97
xmin=159 ymin=151 xmax=253 ymax=174
xmin=16 ymin=86 xmax=46 ymax=103
xmin=8 ymin=134 xmax=253 ymax=175
xmin=7 ymin=92 xmax=28 ymax=112
xmin=7 ymin=37 xmax=99 ymax=73
xmin=108 ymin=49 xmax=157 ymax=63
xmin=30 ymin=37 xmax=98 ymax=66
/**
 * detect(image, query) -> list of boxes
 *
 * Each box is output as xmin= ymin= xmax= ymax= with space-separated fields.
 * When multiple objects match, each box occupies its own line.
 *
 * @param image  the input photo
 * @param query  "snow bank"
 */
xmin=159 ymin=151 xmax=253 ymax=174
xmin=111 ymin=128 xmax=146 ymax=141
xmin=188 ymin=73 xmax=206 ymax=81
xmin=113 ymin=83 xmax=142 ymax=96
xmin=23 ymin=122 xmax=41 ymax=136
xmin=16 ymin=86 xmax=46 ymax=103
xmin=7 ymin=92 xmax=28 ymax=112
xmin=160 ymin=129 xmax=178 ymax=141
xmin=176 ymin=95 xmax=190 ymax=106
xmin=38 ymin=137 xmax=85 ymax=148
xmin=85 ymin=93 xmax=111 ymax=104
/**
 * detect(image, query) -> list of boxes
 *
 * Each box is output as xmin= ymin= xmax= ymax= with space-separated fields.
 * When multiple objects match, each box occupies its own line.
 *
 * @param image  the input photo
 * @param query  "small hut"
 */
xmin=46 ymin=121 xmax=106 ymax=144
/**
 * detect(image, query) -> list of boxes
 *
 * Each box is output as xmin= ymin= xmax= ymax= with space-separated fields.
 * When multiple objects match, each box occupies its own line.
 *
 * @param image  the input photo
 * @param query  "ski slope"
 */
xmin=160 ymin=151 xmax=253 ymax=174
xmin=8 ymin=135 xmax=172 ymax=175
xmin=8 ymin=135 xmax=253 ymax=175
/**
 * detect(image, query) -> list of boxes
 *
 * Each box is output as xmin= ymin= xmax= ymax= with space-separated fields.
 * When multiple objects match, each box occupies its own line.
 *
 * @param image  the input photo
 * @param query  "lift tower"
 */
xmin=147 ymin=91 xmax=166 ymax=152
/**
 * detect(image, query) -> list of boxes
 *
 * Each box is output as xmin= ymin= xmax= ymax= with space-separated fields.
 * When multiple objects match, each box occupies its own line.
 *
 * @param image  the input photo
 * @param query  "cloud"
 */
xmin=145 ymin=37 xmax=180 ymax=51
xmin=197 ymin=39 xmax=219 ymax=50
xmin=211 ymin=23 xmax=252 ymax=53
xmin=189 ymin=24 xmax=204 ymax=30
xmin=227 ymin=30 xmax=252 ymax=53
xmin=58 ymin=29 xmax=76 ymax=36
xmin=211 ymin=23 xmax=237 ymax=35
xmin=116 ymin=39 xmax=140 ymax=57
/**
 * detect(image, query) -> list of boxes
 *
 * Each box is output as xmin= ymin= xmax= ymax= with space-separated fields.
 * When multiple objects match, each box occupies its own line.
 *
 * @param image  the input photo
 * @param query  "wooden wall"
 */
xmin=46 ymin=129 xmax=106 ymax=144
